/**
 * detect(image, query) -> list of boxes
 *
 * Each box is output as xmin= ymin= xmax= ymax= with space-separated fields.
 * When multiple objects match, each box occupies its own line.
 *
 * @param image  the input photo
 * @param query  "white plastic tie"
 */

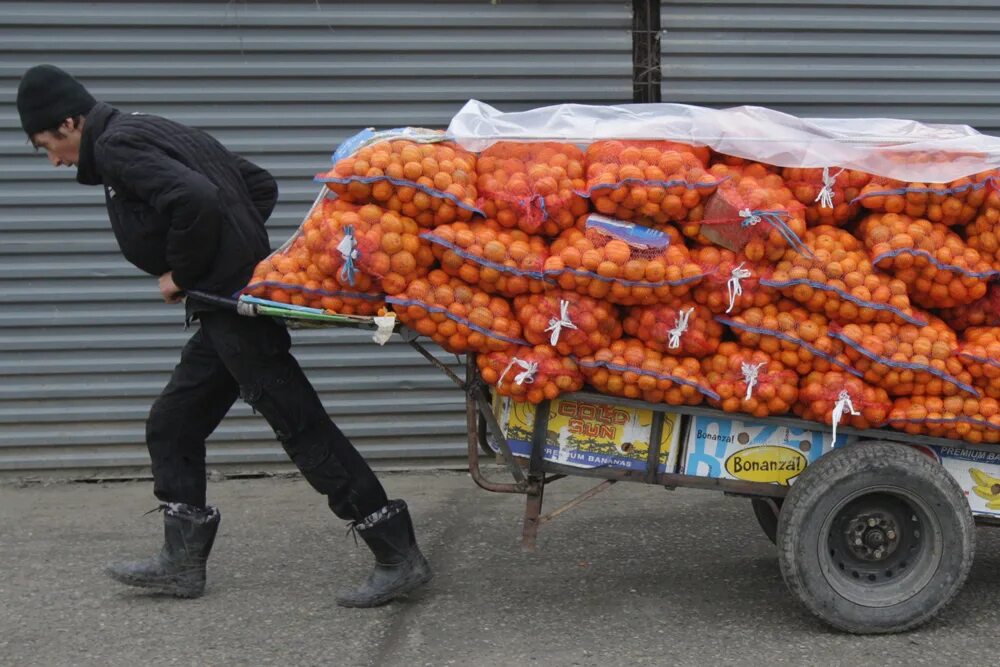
xmin=544 ymin=299 xmax=578 ymax=346
xmin=831 ymin=389 xmax=861 ymax=444
xmin=497 ymin=357 xmax=538 ymax=387
xmin=738 ymin=208 xmax=761 ymax=226
xmin=667 ymin=308 xmax=694 ymax=349
xmin=741 ymin=361 xmax=767 ymax=401
xmin=372 ymin=313 xmax=396 ymax=346
xmin=727 ymin=263 xmax=752 ymax=314
xmin=814 ymin=167 xmax=845 ymax=210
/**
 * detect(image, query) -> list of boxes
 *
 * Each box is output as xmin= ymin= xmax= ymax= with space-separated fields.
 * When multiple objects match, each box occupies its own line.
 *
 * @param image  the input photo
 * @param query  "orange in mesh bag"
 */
xmin=688 ymin=246 xmax=775 ymax=315
xmin=582 ymin=140 xmax=722 ymax=225
xmin=478 ymin=345 xmax=584 ymax=404
xmin=965 ymin=187 xmax=1000 ymax=271
xmin=857 ymin=213 xmax=996 ymax=309
xmin=420 ymin=219 xmax=550 ymax=297
xmin=513 ymin=290 xmax=622 ymax=357
xmin=243 ymin=229 xmax=386 ymax=315
xmin=854 ymin=166 xmax=995 ymax=227
xmin=719 ymin=300 xmax=859 ymax=377
xmin=622 ymin=300 xmax=723 ymax=357
xmin=243 ymin=198 xmax=434 ymax=312
xmin=796 ymin=371 xmax=892 ymax=442
xmin=831 ymin=317 xmax=977 ymax=399
xmin=317 ymin=137 xmax=480 ymax=227
xmin=701 ymin=342 xmax=799 ymax=418
xmin=763 ymin=225 xmax=925 ymax=325
xmin=937 ymin=282 xmax=1000 ymax=332
xmin=475 ymin=141 xmax=589 ymax=236
xmin=578 ymin=339 xmax=718 ymax=406
xmin=690 ymin=165 xmax=810 ymax=263
xmin=958 ymin=327 xmax=1000 ymax=399
xmin=889 ymin=396 xmax=1000 ymax=445
xmin=544 ymin=214 xmax=708 ymax=306
xmin=387 ymin=270 xmax=526 ymax=354
xmin=782 ymin=167 xmax=871 ymax=227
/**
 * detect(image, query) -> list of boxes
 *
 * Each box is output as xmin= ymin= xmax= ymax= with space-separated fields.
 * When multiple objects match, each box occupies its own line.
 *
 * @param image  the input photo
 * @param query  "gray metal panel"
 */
xmin=0 ymin=0 xmax=632 ymax=473
xmin=661 ymin=0 xmax=1000 ymax=132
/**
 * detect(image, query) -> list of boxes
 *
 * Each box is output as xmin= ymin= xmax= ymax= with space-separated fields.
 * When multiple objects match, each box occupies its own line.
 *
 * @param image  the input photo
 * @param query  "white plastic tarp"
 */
xmin=447 ymin=99 xmax=1000 ymax=183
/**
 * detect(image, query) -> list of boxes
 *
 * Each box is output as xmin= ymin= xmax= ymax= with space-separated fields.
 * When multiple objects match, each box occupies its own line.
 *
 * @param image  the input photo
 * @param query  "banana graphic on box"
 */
xmin=969 ymin=468 xmax=1000 ymax=510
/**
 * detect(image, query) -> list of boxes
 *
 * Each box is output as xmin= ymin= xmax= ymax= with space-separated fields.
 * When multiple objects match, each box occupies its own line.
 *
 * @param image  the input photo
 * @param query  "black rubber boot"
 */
xmin=336 ymin=500 xmax=432 ymax=608
xmin=105 ymin=503 xmax=221 ymax=598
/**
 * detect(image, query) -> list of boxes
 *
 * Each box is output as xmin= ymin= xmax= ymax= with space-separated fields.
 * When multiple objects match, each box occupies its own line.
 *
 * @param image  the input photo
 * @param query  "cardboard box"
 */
xmin=912 ymin=445 xmax=1000 ymax=517
xmin=682 ymin=414 xmax=849 ymax=486
xmin=491 ymin=395 xmax=681 ymax=473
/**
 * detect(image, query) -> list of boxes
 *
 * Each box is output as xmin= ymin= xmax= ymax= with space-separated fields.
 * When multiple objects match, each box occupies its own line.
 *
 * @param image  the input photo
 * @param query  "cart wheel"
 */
xmin=751 ymin=497 xmax=783 ymax=545
xmin=777 ymin=441 xmax=974 ymax=634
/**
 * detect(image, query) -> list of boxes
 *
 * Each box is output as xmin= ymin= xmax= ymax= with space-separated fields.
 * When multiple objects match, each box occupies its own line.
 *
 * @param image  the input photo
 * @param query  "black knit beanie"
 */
xmin=16 ymin=64 xmax=97 ymax=136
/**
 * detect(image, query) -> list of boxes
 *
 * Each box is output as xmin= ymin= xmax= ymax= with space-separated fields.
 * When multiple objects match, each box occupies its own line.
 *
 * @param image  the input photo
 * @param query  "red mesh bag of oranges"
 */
xmin=889 ymin=396 xmax=1000 ymax=444
xmin=796 ymin=371 xmax=892 ymax=442
xmin=242 ymin=227 xmax=386 ymax=315
xmin=782 ymin=166 xmax=871 ymax=227
xmin=857 ymin=213 xmax=996 ymax=309
xmin=622 ymin=300 xmax=722 ymax=357
xmin=964 ymin=187 xmax=1000 ymax=271
xmin=578 ymin=339 xmax=718 ymax=406
xmin=475 ymin=141 xmax=589 ymax=236
xmin=761 ymin=225 xmax=925 ymax=326
xmin=829 ymin=317 xmax=978 ymax=399
xmin=386 ymin=270 xmax=526 ymax=354
xmin=581 ymin=140 xmax=722 ymax=225
xmin=701 ymin=343 xmax=799 ymax=418
xmin=854 ymin=166 xmax=994 ymax=227
xmin=544 ymin=214 xmax=708 ymax=306
xmin=688 ymin=246 xmax=774 ymax=315
xmin=316 ymin=129 xmax=481 ymax=227
xmin=718 ymin=300 xmax=860 ymax=378
xmin=958 ymin=327 xmax=1000 ymax=399
xmin=937 ymin=283 xmax=1000 ymax=332
xmin=688 ymin=163 xmax=810 ymax=262
xmin=513 ymin=290 xmax=622 ymax=357
xmin=420 ymin=219 xmax=550 ymax=297
xmin=477 ymin=345 xmax=584 ymax=404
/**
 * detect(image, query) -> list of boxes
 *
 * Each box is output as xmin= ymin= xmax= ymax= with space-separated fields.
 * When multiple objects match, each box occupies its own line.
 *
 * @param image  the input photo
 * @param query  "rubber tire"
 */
xmin=777 ymin=441 xmax=975 ymax=634
xmin=751 ymin=497 xmax=783 ymax=545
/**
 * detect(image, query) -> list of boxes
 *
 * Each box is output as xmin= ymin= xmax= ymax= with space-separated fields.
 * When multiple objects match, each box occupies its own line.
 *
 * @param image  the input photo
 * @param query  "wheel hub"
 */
xmin=845 ymin=513 xmax=901 ymax=561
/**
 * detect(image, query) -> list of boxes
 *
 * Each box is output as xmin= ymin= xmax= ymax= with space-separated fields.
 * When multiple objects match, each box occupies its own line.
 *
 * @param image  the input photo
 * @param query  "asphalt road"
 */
xmin=2 ymin=471 xmax=998 ymax=667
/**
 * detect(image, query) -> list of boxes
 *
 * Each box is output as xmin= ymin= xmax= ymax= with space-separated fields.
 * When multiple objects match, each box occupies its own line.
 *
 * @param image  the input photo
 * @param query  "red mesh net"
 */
xmin=421 ymin=219 xmax=549 ymax=297
xmin=688 ymin=246 xmax=775 ymax=315
xmin=764 ymin=225 xmax=925 ymax=325
xmin=514 ymin=290 xmax=622 ymax=357
xmin=477 ymin=345 xmax=584 ymax=404
xmin=831 ymin=317 xmax=976 ymax=399
xmin=582 ymin=140 xmax=720 ymax=225
xmin=795 ymin=371 xmax=892 ymax=433
xmin=782 ymin=167 xmax=871 ymax=227
xmin=622 ymin=300 xmax=723 ymax=357
xmin=889 ymin=396 xmax=1000 ymax=445
xmin=578 ymin=339 xmax=716 ymax=406
xmin=318 ymin=139 xmax=479 ymax=227
xmin=387 ymin=270 xmax=525 ymax=354
xmin=475 ymin=141 xmax=589 ymax=236
xmin=544 ymin=215 xmax=707 ymax=305
xmin=701 ymin=342 xmax=799 ymax=418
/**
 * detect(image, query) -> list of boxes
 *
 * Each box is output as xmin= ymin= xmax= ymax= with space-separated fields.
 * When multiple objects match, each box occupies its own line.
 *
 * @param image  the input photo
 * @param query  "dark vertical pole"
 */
xmin=632 ymin=0 xmax=662 ymax=103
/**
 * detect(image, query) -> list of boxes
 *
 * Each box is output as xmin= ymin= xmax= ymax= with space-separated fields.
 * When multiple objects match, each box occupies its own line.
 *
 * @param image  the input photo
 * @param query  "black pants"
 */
xmin=146 ymin=309 xmax=388 ymax=521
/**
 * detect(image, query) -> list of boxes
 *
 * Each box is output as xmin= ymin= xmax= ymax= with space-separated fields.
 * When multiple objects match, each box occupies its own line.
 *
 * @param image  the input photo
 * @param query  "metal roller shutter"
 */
xmin=0 ymin=0 xmax=632 ymax=475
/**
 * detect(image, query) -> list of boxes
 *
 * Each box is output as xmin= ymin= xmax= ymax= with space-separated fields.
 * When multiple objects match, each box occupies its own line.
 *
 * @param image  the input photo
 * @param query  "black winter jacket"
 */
xmin=76 ymin=102 xmax=276 ymax=301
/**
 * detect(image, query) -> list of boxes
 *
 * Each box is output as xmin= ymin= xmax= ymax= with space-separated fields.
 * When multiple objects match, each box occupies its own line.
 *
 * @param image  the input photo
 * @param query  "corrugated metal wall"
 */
xmin=0 ymin=1 xmax=632 ymax=475
xmin=661 ymin=0 xmax=1000 ymax=133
